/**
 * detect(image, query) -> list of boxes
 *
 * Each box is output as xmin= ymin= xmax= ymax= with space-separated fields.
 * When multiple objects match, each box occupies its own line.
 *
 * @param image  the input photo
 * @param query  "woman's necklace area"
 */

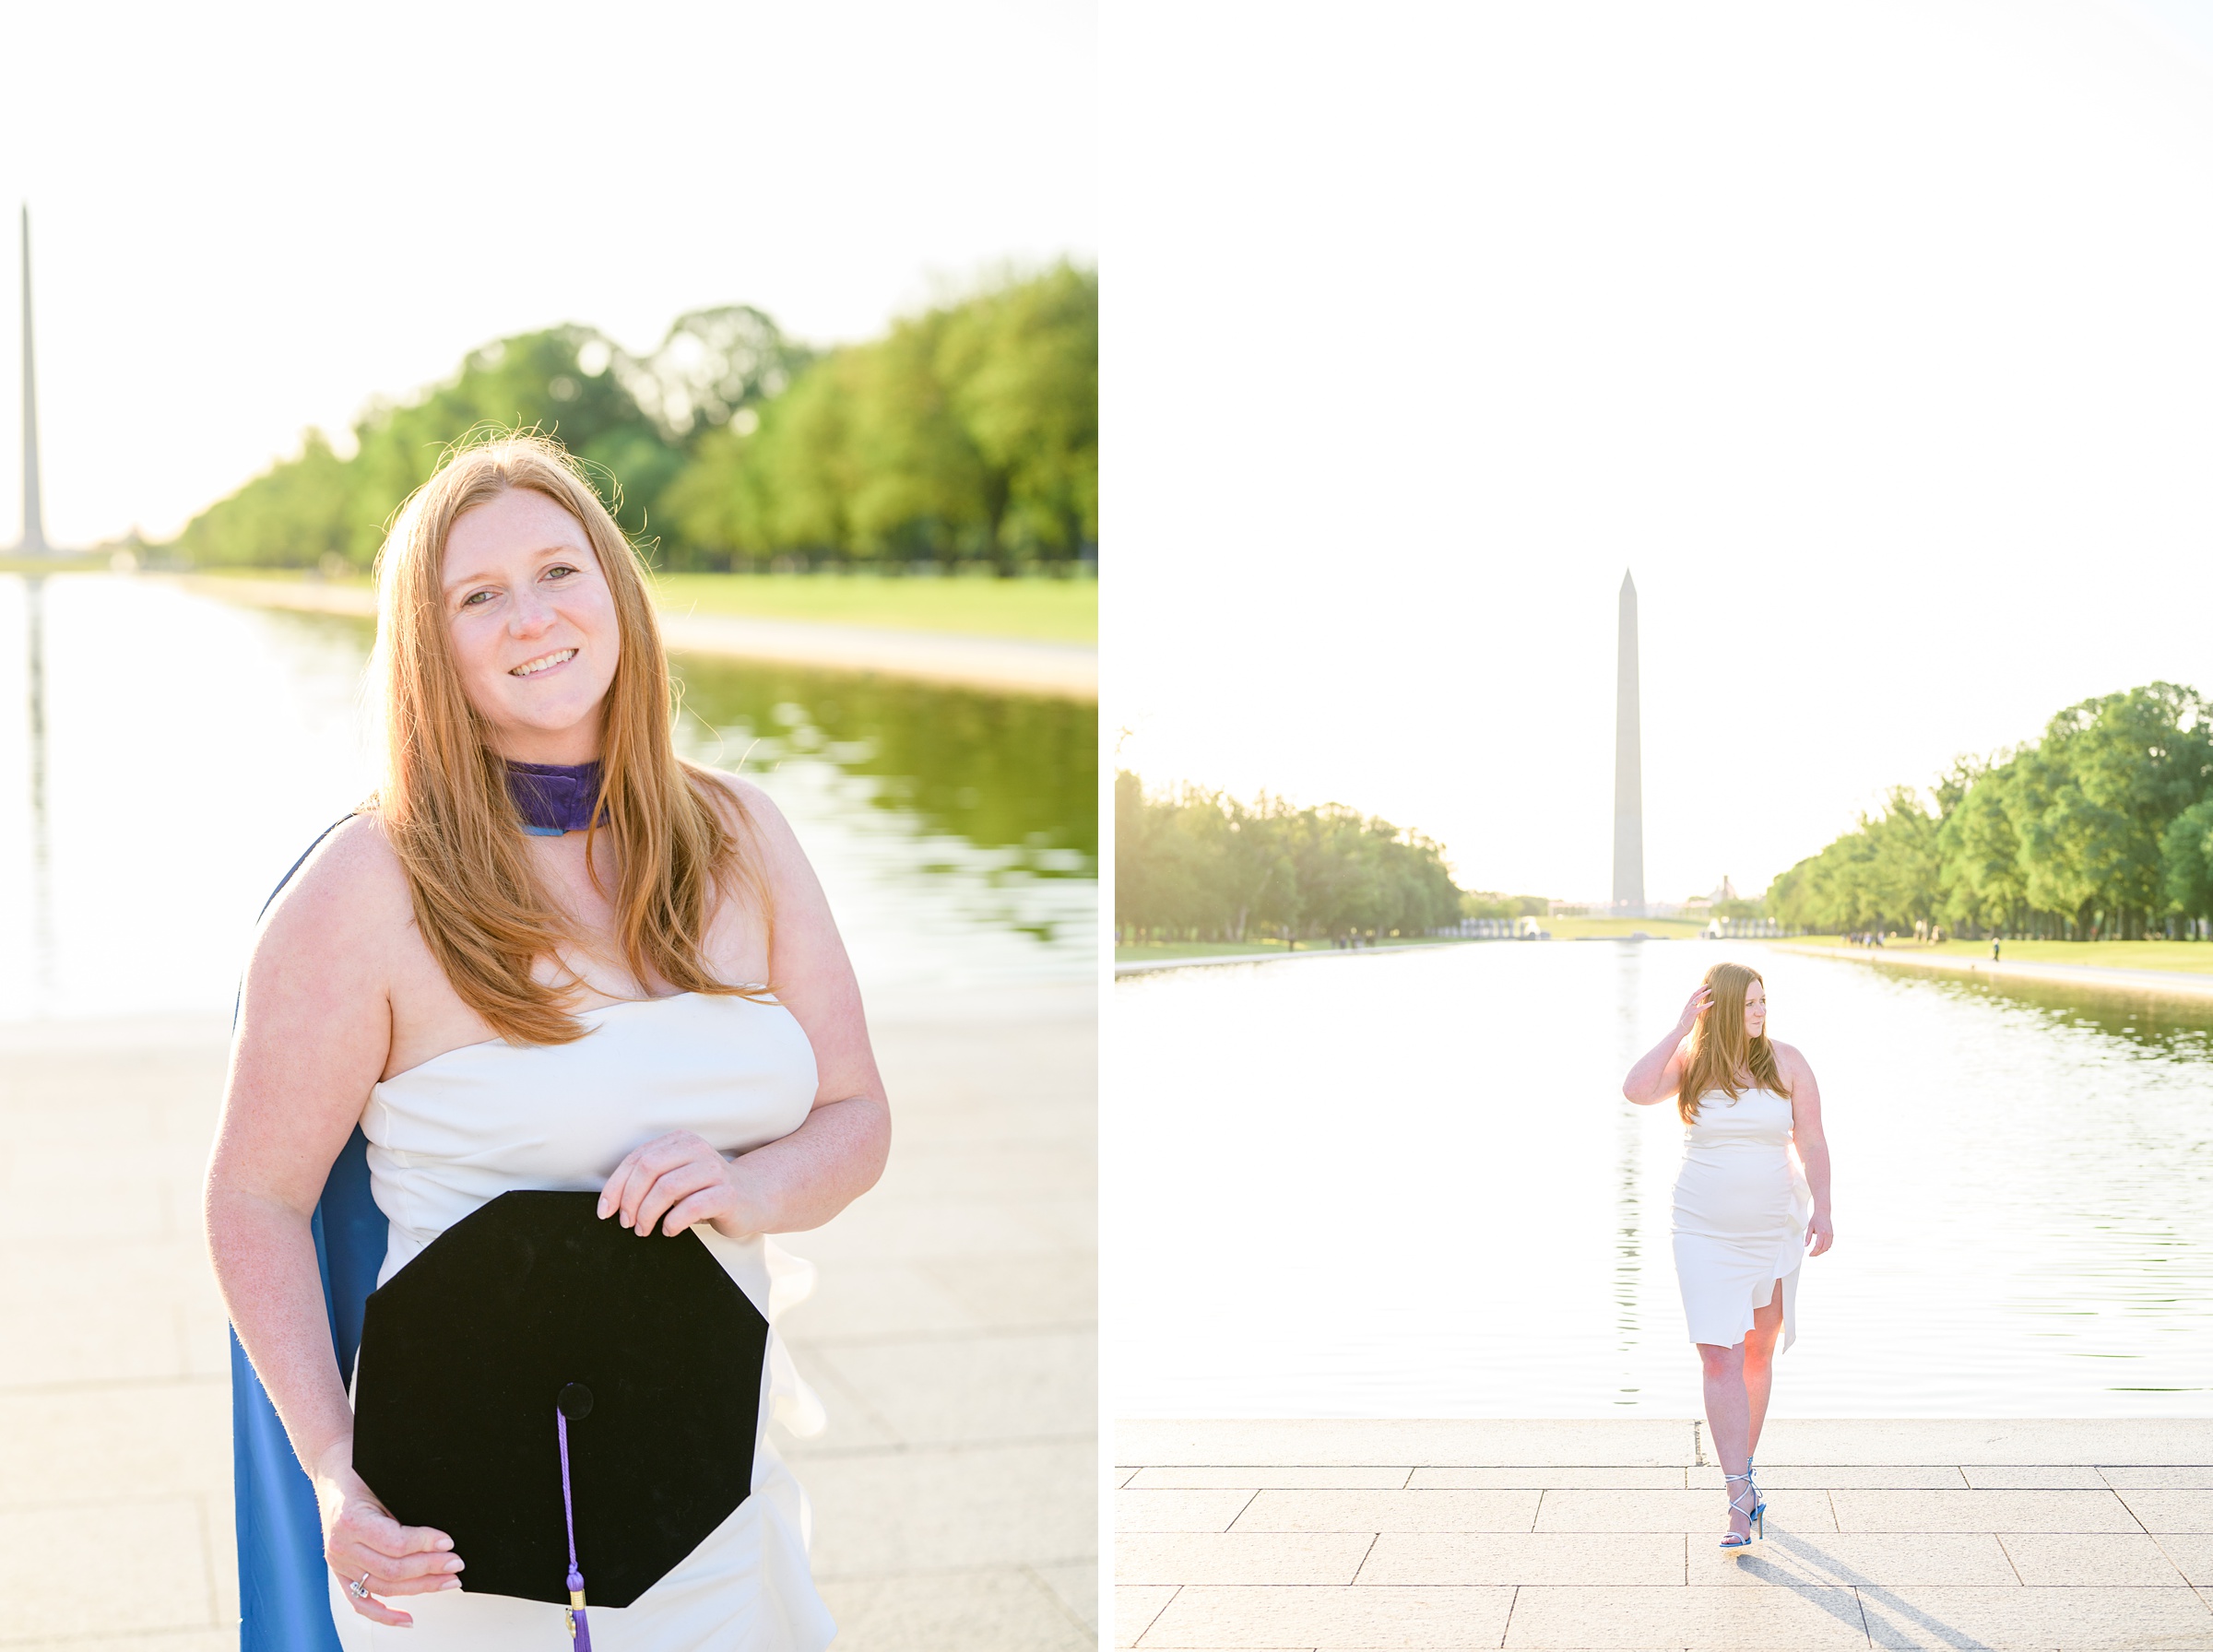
xmin=505 ymin=759 xmax=606 ymax=837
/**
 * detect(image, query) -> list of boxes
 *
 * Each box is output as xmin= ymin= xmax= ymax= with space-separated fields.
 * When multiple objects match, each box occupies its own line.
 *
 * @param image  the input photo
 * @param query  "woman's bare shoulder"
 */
xmin=1771 ymin=1040 xmax=1817 ymax=1080
xmin=252 ymin=811 xmax=416 ymax=968
xmin=694 ymin=766 xmax=805 ymax=860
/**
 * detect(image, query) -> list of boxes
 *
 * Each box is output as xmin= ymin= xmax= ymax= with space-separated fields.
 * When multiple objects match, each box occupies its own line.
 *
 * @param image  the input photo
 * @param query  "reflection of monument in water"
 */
xmin=16 ymin=204 xmax=53 ymax=996
xmin=1612 ymin=570 xmax=1644 ymax=917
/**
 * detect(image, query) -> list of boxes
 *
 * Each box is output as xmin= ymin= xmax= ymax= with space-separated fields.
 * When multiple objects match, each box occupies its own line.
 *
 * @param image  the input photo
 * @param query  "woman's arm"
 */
xmin=602 ymin=778 xmax=893 ymax=1239
xmin=1621 ymin=984 xmax=1709 ymax=1105
xmin=203 ymin=820 xmax=461 ymax=1626
xmin=1779 ymin=1042 xmax=1834 ymax=1257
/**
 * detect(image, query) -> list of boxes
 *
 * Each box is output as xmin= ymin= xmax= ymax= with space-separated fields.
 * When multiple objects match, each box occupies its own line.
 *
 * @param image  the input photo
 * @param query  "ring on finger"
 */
xmin=348 ymin=1572 xmax=372 ymax=1600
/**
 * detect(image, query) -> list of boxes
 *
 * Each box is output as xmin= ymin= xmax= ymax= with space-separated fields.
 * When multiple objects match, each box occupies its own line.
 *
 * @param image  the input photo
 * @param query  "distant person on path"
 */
xmin=1993 ymin=936 xmax=2002 ymax=962
xmin=205 ymin=434 xmax=888 ymax=1649
xmin=1622 ymin=962 xmax=1834 ymax=1550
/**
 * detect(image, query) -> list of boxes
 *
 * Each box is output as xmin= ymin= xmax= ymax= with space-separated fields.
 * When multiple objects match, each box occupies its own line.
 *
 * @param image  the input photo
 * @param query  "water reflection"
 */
xmin=21 ymin=576 xmax=52 ymax=997
xmin=674 ymin=655 xmax=1092 ymax=862
xmin=1907 ymin=966 xmax=2213 ymax=1061
xmin=0 ymin=575 xmax=1093 ymax=1020
xmin=669 ymin=655 xmax=1095 ymax=975
xmin=1110 ymin=939 xmax=2213 ymax=1417
xmin=1610 ymin=940 xmax=1646 ymax=1405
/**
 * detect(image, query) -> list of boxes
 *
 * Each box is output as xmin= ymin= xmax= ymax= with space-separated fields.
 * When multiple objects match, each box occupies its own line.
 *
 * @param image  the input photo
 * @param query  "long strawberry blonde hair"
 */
xmin=1676 ymin=960 xmax=1790 ymax=1124
xmin=369 ymin=431 xmax=767 ymax=1045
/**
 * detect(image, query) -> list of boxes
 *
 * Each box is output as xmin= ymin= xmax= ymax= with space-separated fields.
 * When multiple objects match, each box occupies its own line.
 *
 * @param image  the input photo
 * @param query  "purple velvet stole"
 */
xmin=505 ymin=760 xmax=605 ymax=837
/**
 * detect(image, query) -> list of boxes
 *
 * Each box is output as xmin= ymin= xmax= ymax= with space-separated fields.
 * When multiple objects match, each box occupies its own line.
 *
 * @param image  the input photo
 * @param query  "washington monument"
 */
xmin=18 ymin=205 xmax=46 ymax=555
xmin=1613 ymin=570 xmax=1644 ymax=915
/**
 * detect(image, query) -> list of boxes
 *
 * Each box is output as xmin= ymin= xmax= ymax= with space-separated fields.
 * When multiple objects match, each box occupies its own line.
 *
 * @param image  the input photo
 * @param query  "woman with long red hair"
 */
xmin=1623 ymin=961 xmax=1834 ymax=1550
xmin=206 ymin=433 xmax=887 ymax=1647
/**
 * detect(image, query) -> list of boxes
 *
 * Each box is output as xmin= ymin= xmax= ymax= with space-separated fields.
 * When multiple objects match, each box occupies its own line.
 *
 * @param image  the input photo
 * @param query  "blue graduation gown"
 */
xmin=229 ymin=824 xmax=391 ymax=1651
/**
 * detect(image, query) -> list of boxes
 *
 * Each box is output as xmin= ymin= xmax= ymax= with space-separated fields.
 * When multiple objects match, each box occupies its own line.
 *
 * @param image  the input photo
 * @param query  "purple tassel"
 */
xmin=566 ymin=1570 xmax=593 ymax=1650
xmin=558 ymin=1398 xmax=592 ymax=1648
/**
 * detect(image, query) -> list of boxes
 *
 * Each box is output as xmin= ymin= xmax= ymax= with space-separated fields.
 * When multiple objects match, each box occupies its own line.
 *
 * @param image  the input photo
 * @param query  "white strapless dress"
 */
xmin=329 ymin=991 xmax=837 ymax=1651
xmin=1670 ymin=1086 xmax=1811 ymax=1352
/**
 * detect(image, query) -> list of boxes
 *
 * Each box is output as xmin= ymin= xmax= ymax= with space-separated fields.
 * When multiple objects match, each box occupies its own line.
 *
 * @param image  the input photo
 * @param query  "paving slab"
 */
xmin=1358 ymin=1532 xmax=1685 ymax=1587
xmin=2118 ymin=1489 xmax=2213 ymax=1533
xmin=1118 ymin=1532 xmax=1378 ymax=1586
xmin=1690 ymin=1464 xmax=1967 ymax=1491
xmin=1136 ymin=1583 xmax=1516 ymax=1648
xmin=1116 ymin=1585 xmax=1180 ymax=1647
xmin=1502 ymin=1583 xmax=1871 ymax=1648
xmin=1118 ymin=1420 xmax=1695 ymax=1469
xmin=1829 ymin=1488 xmax=2139 ymax=1534
xmin=805 ymin=1440 xmax=1097 ymax=1574
xmin=1752 ymin=1418 xmax=2213 ymax=1466
xmin=1121 ymin=1490 xmax=1265 ymax=1533
xmin=1534 ymin=1488 xmax=1838 ymax=1535
xmin=2153 ymin=1534 xmax=2213 ymax=1586
xmin=1997 ymin=1531 xmax=2188 ymax=1585
xmin=1416 ymin=1467 xmax=1687 ymax=1490
xmin=815 ymin=1566 xmax=1093 ymax=1651
xmin=1858 ymin=1584 xmax=2213 ymax=1649
xmin=2106 ymin=1466 xmax=2213 ymax=1489
xmin=1232 ymin=1490 xmax=1543 ymax=1534
xmin=1688 ymin=1530 xmax=2016 ymax=1587
xmin=0 ymin=1499 xmax=218 ymax=1638
xmin=1963 ymin=1464 xmax=2111 ymax=1489
xmin=1132 ymin=1468 xmax=1415 ymax=1491
xmin=806 ymin=1326 xmax=1095 ymax=1445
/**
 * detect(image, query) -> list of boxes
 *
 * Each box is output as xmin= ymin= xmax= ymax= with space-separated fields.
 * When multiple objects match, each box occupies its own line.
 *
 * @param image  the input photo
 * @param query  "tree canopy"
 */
xmin=1115 ymin=771 xmax=1467 ymax=944
xmin=164 ymin=266 xmax=1096 ymax=575
xmin=1767 ymin=683 xmax=2213 ymax=938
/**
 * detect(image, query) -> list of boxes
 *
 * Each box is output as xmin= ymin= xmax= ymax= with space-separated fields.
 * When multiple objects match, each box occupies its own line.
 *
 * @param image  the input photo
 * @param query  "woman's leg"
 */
xmin=1741 ymin=1281 xmax=1785 ymax=1461
xmin=1697 ymin=1340 xmax=1752 ymax=1538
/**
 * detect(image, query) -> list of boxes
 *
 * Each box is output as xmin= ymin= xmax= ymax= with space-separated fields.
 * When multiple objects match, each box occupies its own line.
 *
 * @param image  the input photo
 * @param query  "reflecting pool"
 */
xmin=1107 ymin=939 xmax=2213 ymax=1417
xmin=0 ymin=574 xmax=1094 ymax=1020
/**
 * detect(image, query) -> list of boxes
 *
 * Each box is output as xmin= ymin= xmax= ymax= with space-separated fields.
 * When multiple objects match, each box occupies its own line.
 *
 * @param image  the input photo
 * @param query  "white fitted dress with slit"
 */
xmin=329 ymin=991 xmax=837 ymax=1651
xmin=1670 ymin=1085 xmax=1811 ymax=1352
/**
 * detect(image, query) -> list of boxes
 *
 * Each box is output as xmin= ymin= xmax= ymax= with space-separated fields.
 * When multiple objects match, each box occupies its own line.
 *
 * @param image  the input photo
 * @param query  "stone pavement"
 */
xmin=0 ymin=977 xmax=1095 ymax=1651
xmin=1115 ymin=1419 xmax=2213 ymax=1651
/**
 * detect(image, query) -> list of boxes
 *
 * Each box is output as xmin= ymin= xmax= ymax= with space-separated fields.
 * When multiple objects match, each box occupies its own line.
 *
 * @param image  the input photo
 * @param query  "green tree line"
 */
xmin=1115 ymin=771 xmax=1470 ymax=944
xmin=165 ymin=265 xmax=1095 ymax=575
xmin=1766 ymin=682 xmax=2213 ymax=938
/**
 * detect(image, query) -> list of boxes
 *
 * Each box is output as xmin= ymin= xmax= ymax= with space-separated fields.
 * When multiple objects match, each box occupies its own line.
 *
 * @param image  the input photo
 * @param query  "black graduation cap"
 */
xmin=352 ymin=1190 xmax=769 ymax=1632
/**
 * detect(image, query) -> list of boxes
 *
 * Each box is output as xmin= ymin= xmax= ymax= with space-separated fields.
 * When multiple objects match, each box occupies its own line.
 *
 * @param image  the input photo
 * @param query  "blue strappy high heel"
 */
xmin=1719 ymin=1473 xmax=1761 ymax=1549
xmin=1746 ymin=1456 xmax=1767 ymax=1529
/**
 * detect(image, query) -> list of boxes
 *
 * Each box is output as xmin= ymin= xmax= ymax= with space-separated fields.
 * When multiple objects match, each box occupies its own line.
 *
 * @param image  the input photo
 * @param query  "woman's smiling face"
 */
xmin=1742 ymin=978 xmax=1768 ymax=1041
xmin=442 ymin=487 xmax=621 ymax=763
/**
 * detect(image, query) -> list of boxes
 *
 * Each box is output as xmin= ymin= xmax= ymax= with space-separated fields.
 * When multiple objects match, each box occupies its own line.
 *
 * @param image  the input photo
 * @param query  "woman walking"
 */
xmin=1623 ymin=962 xmax=1833 ymax=1549
xmin=206 ymin=433 xmax=888 ymax=1646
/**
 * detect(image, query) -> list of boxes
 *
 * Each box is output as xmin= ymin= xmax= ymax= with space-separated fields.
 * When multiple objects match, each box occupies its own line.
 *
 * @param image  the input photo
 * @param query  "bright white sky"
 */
xmin=1106 ymin=0 xmax=2213 ymax=906
xmin=0 ymin=0 xmax=1095 ymax=548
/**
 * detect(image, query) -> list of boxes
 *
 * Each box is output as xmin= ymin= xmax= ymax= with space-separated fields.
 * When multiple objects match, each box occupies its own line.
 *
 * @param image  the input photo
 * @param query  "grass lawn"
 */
xmin=177 ymin=566 xmax=1096 ymax=644
xmin=0 ymin=554 xmax=107 ymax=575
xmin=653 ymin=571 xmax=1095 ymax=643
xmin=1785 ymin=935 xmax=2213 ymax=976
xmin=1116 ymin=936 xmax=1474 ymax=962
xmin=193 ymin=566 xmax=373 ymax=587
xmin=1546 ymin=916 xmax=1711 ymax=940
